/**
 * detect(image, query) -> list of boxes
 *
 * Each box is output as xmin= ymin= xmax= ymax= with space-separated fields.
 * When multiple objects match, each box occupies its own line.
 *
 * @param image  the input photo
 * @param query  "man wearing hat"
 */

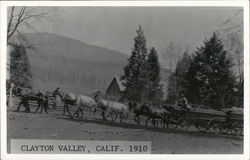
xmin=177 ymin=93 xmax=189 ymax=110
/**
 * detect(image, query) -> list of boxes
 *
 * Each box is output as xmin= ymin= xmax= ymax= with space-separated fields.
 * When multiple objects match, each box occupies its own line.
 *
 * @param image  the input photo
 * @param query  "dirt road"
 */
xmin=7 ymin=99 xmax=243 ymax=154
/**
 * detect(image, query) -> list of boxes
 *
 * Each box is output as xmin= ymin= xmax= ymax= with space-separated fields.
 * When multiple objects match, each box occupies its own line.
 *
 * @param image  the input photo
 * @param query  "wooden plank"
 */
xmin=190 ymin=108 xmax=226 ymax=117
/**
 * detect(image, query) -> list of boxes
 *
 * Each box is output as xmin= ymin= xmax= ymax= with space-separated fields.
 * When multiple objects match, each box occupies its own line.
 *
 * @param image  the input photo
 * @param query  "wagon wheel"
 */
xmin=219 ymin=125 xmax=230 ymax=135
xmin=167 ymin=119 xmax=178 ymax=129
xmin=231 ymin=127 xmax=242 ymax=136
xmin=238 ymin=127 xmax=244 ymax=136
xmin=196 ymin=120 xmax=211 ymax=133
xmin=173 ymin=118 xmax=182 ymax=129
xmin=207 ymin=118 xmax=221 ymax=134
xmin=176 ymin=117 xmax=189 ymax=131
xmin=209 ymin=123 xmax=221 ymax=134
xmin=196 ymin=125 xmax=208 ymax=132
xmin=231 ymin=121 xmax=243 ymax=136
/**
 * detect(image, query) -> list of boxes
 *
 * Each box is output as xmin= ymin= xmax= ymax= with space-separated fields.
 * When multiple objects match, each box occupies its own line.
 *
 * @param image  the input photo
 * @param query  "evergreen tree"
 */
xmin=184 ymin=33 xmax=236 ymax=108
xmin=142 ymin=47 xmax=163 ymax=104
xmin=166 ymin=51 xmax=191 ymax=104
xmin=10 ymin=45 xmax=32 ymax=88
xmin=121 ymin=25 xmax=147 ymax=101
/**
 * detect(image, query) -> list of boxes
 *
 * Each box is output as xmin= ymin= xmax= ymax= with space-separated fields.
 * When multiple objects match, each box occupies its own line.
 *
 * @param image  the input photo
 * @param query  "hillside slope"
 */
xmin=25 ymin=32 xmax=170 ymax=95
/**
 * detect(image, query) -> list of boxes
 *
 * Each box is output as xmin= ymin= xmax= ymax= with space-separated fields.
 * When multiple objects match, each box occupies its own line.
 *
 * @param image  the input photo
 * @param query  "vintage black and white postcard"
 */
xmin=0 ymin=1 xmax=249 ymax=160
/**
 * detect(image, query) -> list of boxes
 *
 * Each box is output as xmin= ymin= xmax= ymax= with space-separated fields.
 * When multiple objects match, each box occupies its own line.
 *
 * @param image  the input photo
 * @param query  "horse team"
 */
xmin=11 ymin=87 xmax=243 ymax=136
xmin=15 ymin=87 xmax=169 ymax=128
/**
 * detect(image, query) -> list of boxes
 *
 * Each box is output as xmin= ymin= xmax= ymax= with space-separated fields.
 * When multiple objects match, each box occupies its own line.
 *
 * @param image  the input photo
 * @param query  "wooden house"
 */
xmin=105 ymin=76 xmax=125 ymax=101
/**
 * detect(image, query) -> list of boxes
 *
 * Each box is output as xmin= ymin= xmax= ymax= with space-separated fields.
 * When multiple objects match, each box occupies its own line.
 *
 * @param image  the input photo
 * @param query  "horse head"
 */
xmin=140 ymin=102 xmax=152 ymax=113
xmin=52 ymin=87 xmax=63 ymax=99
xmin=128 ymin=101 xmax=139 ymax=111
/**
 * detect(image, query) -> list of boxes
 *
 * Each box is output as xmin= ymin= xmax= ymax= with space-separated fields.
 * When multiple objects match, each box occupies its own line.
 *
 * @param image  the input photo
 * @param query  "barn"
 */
xmin=105 ymin=76 xmax=125 ymax=101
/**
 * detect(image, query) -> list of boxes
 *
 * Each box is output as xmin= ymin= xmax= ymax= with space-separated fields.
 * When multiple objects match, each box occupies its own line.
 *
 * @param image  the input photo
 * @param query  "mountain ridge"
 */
xmin=24 ymin=32 xmax=170 ymax=95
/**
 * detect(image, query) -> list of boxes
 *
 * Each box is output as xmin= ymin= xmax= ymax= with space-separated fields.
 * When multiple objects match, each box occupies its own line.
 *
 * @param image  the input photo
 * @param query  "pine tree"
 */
xmin=166 ymin=51 xmax=191 ymax=104
xmin=185 ymin=33 xmax=236 ymax=108
xmin=121 ymin=25 xmax=147 ymax=101
xmin=10 ymin=45 xmax=32 ymax=88
xmin=142 ymin=47 xmax=163 ymax=104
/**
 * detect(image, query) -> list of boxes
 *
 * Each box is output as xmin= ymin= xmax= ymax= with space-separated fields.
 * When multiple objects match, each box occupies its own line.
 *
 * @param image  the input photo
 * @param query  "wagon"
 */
xmin=213 ymin=109 xmax=243 ymax=136
xmin=162 ymin=104 xmax=243 ymax=136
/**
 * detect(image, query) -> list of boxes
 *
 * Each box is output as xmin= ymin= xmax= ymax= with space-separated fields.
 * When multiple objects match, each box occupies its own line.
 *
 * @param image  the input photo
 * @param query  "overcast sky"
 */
xmin=28 ymin=7 xmax=242 ymax=67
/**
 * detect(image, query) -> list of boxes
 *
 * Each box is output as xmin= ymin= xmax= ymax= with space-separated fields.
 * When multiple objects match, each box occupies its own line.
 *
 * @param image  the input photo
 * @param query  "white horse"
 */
xmin=101 ymin=99 xmax=129 ymax=123
xmin=74 ymin=95 xmax=97 ymax=119
xmin=52 ymin=88 xmax=97 ymax=118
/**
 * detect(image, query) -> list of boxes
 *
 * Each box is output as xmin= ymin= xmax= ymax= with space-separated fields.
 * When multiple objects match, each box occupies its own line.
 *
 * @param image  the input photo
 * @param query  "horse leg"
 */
xmin=72 ymin=107 xmax=79 ymax=118
xmin=41 ymin=102 xmax=47 ymax=114
xmin=44 ymin=103 xmax=48 ymax=114
xmin=164 ymin=118 xmax=169 ymax=129
xmin=102 ymin=111 xmax=106 ymax=120
xmin=120 ymin=114 xmax=122 ymax=123
xmin=75 ymin=107 xmax=82 ymax=118
xmin=162 ymin=119 xmax=166 ymax=128
xmin=39 ymin=101 xmax=43 ymax=113
xmin=35 ymin=102 xmax=40 ymax=113
xmin=110 ymin=112 xmax=117 ymax=122
xmin=120 ymin=113 xmax=125 ymax=123
xmin=138 ymin=115 xmax=140 ymax=125
xmin=77 ymin=107 xmax=83 ymax=119
xmin=45 ymin=100 xmax=48 ymax=114
xmin=92 ymin=108 xmax=95 ymax=119
xmin=134 ymin=115 xmax=140 ymax=125
xmin=25 ymin=100 xmax=30 ymax=112
xmin=53 ymin=101 xmax=57 ymax=110
xmin=23 ymin=99 xmax=29 ymax=112
xmin=40 ymin=103 xmax=44 ymax=114
xmin=114 ymin=114 xmax=118 ymax=122
xmin=110 ymin=112 xmax=114 ymax=122
xmin=151 ymin=119 xmax=154 ymax=127
xmin=40 ymin=102 xmax=45 ymax=114
xmin=145 ymin=117 xmax=151 ymax=127
xmin=152 ymin=118 xmax=156 ymax=128
xmin=24 ymin=102 xmax=28 ymax=112
xmin=160 ymin=120 xmax=163 ymax=128
xmin=17 ymin=100 xmax=24 ymax=112
xmin=66 ymin=105 xmax=73 ymax=118
xmin=63 ymin=104 xmax=66 ymax=115
xmin=133 ymin=113 xmax=138 ymax=123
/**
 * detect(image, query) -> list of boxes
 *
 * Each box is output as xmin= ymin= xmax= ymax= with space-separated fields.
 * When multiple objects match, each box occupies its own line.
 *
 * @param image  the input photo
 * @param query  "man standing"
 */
xmin=93 ymin=90 xmax=107 ymax=120
xmin=8 ymin=83 xmax=15 ymax=107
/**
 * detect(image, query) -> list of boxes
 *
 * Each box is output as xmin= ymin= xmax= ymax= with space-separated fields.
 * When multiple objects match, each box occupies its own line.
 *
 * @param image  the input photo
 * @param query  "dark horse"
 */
xmin=17 ymin=88 xmax=48 ymax=113
xmin=128 ymin=101 xmax=169 ymax=128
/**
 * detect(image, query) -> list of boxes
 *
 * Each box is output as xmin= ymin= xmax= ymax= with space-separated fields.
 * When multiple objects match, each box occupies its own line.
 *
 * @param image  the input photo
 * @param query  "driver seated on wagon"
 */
xmin=177 ymin=93 xmax=190 ymax=110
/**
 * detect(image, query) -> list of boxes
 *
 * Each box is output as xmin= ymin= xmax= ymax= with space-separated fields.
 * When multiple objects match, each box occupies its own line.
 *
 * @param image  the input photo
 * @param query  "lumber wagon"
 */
xmin=162 ymin=104 xmax=243 ymax=136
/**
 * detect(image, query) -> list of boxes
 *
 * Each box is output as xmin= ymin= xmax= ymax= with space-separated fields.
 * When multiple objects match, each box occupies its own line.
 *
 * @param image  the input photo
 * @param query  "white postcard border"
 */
xmin=0 ymin=1 xmax=249 ymax=160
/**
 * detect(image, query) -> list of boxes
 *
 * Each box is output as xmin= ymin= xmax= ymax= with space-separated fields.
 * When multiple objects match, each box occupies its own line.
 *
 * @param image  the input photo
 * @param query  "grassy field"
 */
xmin=7 ymin=98 xmax=243 ymax=154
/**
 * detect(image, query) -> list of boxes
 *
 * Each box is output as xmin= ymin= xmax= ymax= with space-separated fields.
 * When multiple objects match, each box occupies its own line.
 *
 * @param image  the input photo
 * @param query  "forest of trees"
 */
xmin=121 ymin=25 xmax=243 ymax=109
xmin=166 ymin=33 xmax=243 ymax=109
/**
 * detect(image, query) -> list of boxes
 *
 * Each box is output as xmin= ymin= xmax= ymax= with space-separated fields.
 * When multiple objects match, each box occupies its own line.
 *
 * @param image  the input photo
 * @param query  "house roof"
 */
xmin=114 ymin=76 xmax=126 ymax=91
xmin=106 ymin=76 xmax=126 ymax=93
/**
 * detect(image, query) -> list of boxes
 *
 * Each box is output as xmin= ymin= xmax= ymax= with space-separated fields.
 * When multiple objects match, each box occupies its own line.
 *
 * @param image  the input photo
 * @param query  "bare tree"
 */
xmin=215 ymin=9 xmax=243 ymax=83
xmin=7 ymin=6 xmax=54 ymax=48
xmin=214 ymin=9 xmax=243 ymax=106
